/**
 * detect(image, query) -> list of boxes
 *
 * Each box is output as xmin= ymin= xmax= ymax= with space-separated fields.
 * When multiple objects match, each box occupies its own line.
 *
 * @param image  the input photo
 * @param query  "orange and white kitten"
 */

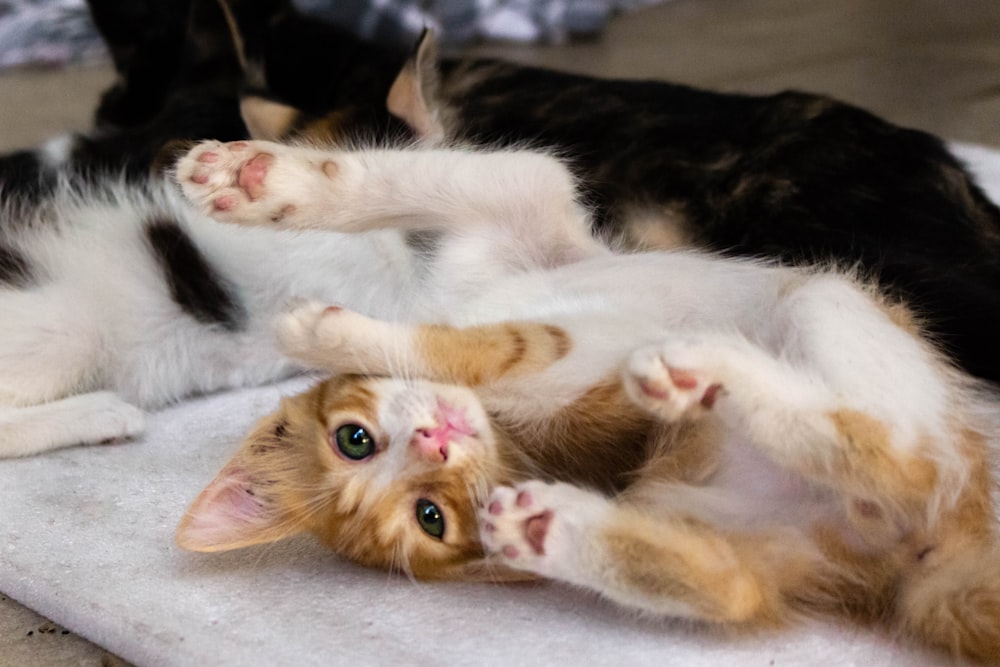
xmin=174 ymin=140 xmax=1000 ymax=662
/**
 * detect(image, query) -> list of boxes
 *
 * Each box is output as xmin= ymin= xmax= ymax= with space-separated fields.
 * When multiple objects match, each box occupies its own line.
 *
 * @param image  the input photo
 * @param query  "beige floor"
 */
xmin=1 ymin=0 xmax=998 ymax=664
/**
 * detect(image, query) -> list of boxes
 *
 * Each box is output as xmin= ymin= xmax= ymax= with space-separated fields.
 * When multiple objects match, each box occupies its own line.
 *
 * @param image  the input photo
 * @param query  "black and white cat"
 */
xmin=0 ymin=139 xmax=421 ymax=457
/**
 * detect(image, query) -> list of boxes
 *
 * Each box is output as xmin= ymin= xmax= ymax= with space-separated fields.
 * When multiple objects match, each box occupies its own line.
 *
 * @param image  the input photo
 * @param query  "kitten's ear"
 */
xmin=176 ymin=415 xmax=301 ymax=552
xmin=240 ymin=95 xmax=302 ymax=140
xmin=386 ymin=29 xmax=446 ymax=143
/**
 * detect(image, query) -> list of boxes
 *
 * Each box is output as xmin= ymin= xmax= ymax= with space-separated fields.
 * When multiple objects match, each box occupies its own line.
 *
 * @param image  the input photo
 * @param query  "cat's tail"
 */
xmin=897 ymin=540 xmax=1000 ymax=663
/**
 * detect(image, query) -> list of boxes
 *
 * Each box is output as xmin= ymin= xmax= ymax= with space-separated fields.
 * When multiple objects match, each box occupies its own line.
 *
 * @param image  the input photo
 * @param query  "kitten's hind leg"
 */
xmin=622 ymin=329 xmax=948 ymax=506
xmin=481 ymin=480 xmax=802 ymax=624
xmin=0 ymin=392 xmax=145 ymax=458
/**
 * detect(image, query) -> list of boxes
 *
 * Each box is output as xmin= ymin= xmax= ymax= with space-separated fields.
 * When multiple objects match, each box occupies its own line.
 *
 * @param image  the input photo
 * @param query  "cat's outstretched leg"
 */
xmin=481 ymin=480 xmax=800 ymax=624
xmin=621 ymin=327 xmax=1000 ymax=660
xmin=175 ymin=140 xmax=607 ymax=265
xmin=276 ymin=301 xmax=570 ymax=384
xmin=0 ymin=393 xmax=145 ymax=458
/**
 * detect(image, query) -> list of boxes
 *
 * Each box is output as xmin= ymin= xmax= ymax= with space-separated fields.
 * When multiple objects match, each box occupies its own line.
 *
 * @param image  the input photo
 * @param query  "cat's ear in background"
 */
xmin=240 ymin=96 xmax=302 ymax=141
xmin=387 ymin=29 xmax=446 ymax=143
xmin=175 ymin=413 xmax=301 ymax=552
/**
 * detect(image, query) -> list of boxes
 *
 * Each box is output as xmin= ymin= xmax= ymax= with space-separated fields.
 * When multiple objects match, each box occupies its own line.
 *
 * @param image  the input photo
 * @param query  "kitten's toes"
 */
xmin=73 ymin=392 xmax=146 ymax=446
xmin=276 ymin=302 xmax=385 ymax=372
xmin=175 ymin=140 xmax=295 ymax=224
xmin=276 ymin=301 xmax=344 ymax=358
xmin=480 ymin=481 xmax=607 ymax=579
xmin=623 ymin=342 xmax=723 ymax=421
xmin=92 ymin=396 xmax=146 ymax=445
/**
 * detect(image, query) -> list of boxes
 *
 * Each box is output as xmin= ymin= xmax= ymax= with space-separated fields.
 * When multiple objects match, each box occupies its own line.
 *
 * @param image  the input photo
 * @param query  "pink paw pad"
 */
xmin=524 ymin=510 xmax=553 ymax=555
xmin=237 ymin=153 xmax=274 ymax=201
xmin=481 ymin=487 xmax=554 ymax=558
xmin=213 ymin=195 xmax=236 ymax=211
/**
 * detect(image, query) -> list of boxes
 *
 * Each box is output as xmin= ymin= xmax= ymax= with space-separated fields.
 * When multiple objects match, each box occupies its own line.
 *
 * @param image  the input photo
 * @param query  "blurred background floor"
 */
xmin=0 ymin=0 xmax=998 ymax=664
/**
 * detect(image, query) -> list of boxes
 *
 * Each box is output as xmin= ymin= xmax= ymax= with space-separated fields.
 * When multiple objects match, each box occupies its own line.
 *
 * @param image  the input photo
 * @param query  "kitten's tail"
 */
xmin=897 ymin=540 xmax=1000 ymax=663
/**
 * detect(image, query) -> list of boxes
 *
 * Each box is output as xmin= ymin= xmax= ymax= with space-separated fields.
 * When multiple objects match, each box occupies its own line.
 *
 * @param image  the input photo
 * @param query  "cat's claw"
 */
xmin=480 ymin=480 xmax=608 ymax=579
xmin=623 ymin=341 xmax=723 ymax=422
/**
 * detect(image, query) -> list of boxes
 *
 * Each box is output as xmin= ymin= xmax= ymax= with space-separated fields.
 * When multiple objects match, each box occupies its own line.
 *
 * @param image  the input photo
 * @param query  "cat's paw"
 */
xmin=84 ymin=392 xmax=147 ymax=445
xmin=479 ymin=480 xmax=609 ymax=580
xmin=623 ymin=340 xmax=724 ymax=422
xmin=175 ymin=140 xmax=338 ymax=226
xmin=276 ymin=301 xmax=392 ymax=374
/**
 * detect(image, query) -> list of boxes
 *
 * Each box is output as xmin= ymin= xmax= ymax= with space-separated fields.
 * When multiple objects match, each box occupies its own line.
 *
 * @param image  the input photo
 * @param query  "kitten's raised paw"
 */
xmin=479 ymin=480 xmax=608 ymax=580
xmin=276 ymin=301 xmax=393 ymax=374
xmin=623 ymin=341 xmax=723 ymax=422
xmin=175 ymin=140 xmax=334 ymax=226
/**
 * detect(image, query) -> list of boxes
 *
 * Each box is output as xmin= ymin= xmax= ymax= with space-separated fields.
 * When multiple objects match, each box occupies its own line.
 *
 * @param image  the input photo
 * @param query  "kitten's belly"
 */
xmin=700 ymin=438 xmax=836 ymax=531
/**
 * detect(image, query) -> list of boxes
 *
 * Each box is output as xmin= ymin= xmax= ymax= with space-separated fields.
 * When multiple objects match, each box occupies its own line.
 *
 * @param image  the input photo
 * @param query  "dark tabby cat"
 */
xmin=76 ymin=0 xmax=1000 ymax=383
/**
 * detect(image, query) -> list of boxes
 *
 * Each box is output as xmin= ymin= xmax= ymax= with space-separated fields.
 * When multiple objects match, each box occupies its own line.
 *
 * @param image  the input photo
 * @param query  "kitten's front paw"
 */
xmin=175 ymin=140 xmax=337 ymax=225
xmin=479 ymin=480 xmax=608 ymax=580
xmin=623 ymin=340 xmax=724 ymax=422
xmin=276 ymin=302 xmax=391 ymax=374
xmin=77 ymin=392 xmax=146 ymax=445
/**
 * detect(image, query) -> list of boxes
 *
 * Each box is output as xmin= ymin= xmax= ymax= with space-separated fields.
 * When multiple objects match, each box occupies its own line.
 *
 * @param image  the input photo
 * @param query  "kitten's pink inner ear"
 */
xmin=175 ymin=465 xmax=285 ymax=552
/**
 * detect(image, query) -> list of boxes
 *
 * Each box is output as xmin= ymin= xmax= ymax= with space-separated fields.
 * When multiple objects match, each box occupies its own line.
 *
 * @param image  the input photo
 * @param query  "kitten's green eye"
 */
xmin=333 ymin=424 xmax=376 ymax=460
xmin=415 ymin=499 xmax=445 ymax=539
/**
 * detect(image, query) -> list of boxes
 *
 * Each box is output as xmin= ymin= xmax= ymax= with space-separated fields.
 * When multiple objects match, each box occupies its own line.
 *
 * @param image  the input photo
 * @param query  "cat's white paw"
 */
xmin=83 ymin=392 xmax=147 ymax=444
xmin=479 ymin=480 xmax=609 ymax=580
xmin=0 ymin=393 xmax=146 ymax=458
xmin=276 ymin=302 xmax=391 ymax=374
xmin=175 ymin=140 xmax=337 ymax=225
xmin=623 ymin=340 xmax=724 ymax=422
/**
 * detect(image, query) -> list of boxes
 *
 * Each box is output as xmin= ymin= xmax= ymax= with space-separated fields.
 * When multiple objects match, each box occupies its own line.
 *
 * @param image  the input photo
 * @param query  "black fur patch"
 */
xmin=145 ymin=218 xmax=243 ymax=330
xmin=0 ymin=151 xmax=56 ymax=204
xmin=0 ymin=244 xmax=33 ymax=287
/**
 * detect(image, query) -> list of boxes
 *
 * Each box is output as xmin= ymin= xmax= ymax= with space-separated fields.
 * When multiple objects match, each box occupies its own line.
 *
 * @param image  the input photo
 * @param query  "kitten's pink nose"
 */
xmin=411 ymin=427 xmax=450 ymax=462
xmin=409 ymin=401 xmax=475 ymax=463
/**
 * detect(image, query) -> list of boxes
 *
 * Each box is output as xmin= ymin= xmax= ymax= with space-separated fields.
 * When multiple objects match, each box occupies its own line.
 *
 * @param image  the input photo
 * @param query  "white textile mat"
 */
xmin=2 ymin=142 xmax=999 ymax=667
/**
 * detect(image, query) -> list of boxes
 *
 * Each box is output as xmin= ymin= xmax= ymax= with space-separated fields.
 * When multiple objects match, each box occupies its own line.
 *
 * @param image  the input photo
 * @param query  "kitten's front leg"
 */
xmin=0 ymin=392 xmax=145 ymax=457
xmin=176 ymin=140 xmax=607 ymax=264
xmin=277 ymin=302 xmax=571 ymax=384
xmin=481 ymin=481 xmax=776 ymax=624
